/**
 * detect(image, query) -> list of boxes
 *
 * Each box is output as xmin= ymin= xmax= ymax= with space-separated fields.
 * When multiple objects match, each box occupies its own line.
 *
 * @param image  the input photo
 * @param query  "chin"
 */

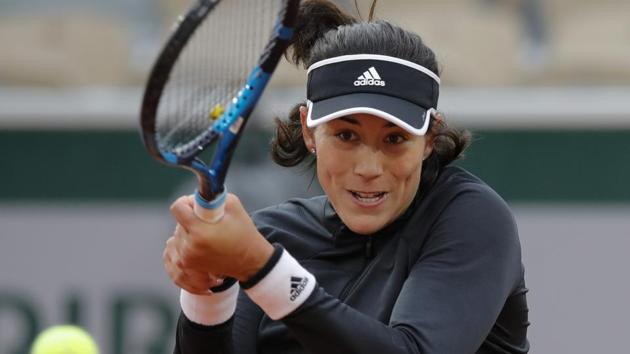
xmin=343 ymin=215 xmax=389 ymax=235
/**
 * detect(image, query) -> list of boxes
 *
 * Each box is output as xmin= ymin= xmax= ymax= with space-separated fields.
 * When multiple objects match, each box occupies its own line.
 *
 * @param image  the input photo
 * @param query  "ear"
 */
xmin=421 ymin=125 xmax=436 ymax=161
xmin=299 ymin=105 xmax=316 ymax=151
xmin=422 ymin=135 xmax=434 ymax=161
xmin=422 ymin=112 xmax=440 ymax=161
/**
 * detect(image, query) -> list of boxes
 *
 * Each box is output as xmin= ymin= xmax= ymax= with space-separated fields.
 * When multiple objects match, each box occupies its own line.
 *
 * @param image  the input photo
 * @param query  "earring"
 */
xmin=310 ymin=148 xmax=316 ymax=155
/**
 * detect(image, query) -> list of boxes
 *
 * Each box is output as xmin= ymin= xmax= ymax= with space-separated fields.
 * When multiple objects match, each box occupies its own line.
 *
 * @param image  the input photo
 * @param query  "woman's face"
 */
xmin=301 ymin=107 xmax=433 ymax=235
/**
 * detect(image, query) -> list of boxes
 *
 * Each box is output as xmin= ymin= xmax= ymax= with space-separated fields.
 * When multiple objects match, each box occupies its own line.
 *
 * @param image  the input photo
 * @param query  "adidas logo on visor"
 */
xmin=354 ymin=67 xmax=386 ymax=87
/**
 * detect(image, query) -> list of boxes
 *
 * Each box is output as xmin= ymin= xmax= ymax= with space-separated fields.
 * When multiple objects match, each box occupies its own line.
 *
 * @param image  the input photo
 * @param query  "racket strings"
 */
xmin=156 ymin=0 xmax=282 ymax=153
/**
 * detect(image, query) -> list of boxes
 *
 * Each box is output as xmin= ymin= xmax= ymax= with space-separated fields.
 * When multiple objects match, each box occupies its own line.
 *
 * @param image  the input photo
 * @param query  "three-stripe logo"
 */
xmin=354 ymin=67 xmax=386 ymax=87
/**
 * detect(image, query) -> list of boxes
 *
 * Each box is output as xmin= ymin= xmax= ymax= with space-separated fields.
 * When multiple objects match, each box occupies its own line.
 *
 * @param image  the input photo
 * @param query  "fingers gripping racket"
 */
xmin=140 ymin=0 xmax=299 ymax=223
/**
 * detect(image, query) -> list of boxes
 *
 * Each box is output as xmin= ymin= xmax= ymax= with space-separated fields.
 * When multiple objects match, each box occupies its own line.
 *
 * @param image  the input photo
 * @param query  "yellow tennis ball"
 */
xmin=30 ymin=325 xmax=99 ymax=354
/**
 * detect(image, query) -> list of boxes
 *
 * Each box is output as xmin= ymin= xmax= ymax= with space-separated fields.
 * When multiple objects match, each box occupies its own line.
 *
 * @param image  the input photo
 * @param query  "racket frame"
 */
xmin=140 ymin=0 xmax=300 ymax=217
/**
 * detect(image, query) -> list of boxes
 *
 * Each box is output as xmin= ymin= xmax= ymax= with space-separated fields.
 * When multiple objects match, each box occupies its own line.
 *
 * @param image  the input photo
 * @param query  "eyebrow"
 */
xmin=338 ymin=116 xmax=397 ymax=128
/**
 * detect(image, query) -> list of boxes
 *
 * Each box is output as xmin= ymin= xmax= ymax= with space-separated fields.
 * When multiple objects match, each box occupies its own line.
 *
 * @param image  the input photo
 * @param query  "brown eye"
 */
xmin=336 ymin=131 xmax=356 ymax=142
xmin=385 ymin=133 xmax=406 ymax=145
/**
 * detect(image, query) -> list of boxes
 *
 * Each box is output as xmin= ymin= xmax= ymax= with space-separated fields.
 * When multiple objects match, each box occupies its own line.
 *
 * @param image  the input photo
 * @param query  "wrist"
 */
xmin=240 ymin=244 xmax=284 ymax=288
xmin=236 ymin=238 xmax=275 ymax=282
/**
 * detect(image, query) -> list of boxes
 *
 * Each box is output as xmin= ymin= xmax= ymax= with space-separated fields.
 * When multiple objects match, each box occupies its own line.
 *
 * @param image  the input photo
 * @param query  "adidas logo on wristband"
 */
xmin=289 ymin=276 xmax=309 ymax=301
xmin=353 ymin=67 xmax=386 ymax=87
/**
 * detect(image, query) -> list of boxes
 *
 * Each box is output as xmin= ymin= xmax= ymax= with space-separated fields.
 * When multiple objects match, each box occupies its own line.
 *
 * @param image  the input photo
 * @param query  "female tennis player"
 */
xmin=163 ymin=1 xmax=530 ymax=352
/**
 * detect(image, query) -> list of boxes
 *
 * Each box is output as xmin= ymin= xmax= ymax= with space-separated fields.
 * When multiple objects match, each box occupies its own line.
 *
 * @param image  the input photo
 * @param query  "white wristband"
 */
xmin=180 ymin=282 xmax=239 ymax=326
xmin=244 ymin=250 xmax=316 ymax=320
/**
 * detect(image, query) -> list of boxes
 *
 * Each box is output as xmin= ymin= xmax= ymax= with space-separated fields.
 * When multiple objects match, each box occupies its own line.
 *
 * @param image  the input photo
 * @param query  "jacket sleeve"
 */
xmin=174 ymin=314 xmax=234 ymax=354
xmin=174 ymin=287 xmax=264 ymax=354
xmin=275 ymin=188 xmax=524 ymax=353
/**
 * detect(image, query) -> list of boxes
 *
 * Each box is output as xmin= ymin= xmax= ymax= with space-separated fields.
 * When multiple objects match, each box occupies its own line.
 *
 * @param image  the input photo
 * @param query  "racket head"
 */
xmin=140 ymin=0 xmax=299 ymax=202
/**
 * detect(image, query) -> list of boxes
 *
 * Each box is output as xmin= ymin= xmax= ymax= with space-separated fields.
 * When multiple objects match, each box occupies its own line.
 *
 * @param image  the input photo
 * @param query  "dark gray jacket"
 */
xmin=175 ymin=166 xmax=530 ymax=353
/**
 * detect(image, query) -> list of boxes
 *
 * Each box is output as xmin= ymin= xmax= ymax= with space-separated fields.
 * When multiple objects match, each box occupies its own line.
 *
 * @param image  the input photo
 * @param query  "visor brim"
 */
xmin=307 ymin=93 xmax=432 ymax=136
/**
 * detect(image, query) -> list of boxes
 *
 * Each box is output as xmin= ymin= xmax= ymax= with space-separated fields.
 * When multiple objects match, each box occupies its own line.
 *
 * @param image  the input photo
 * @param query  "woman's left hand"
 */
xmin=168 ymin=194 xmax=274 ymax=283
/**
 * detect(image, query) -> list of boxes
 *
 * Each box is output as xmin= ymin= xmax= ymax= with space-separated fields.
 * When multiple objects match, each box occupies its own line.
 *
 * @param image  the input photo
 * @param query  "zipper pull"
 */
xmin=365 ymin=236 xmax=374 ymax=258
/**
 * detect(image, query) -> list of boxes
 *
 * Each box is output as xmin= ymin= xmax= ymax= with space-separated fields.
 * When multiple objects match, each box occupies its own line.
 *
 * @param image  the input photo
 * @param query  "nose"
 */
xmin=353 ymin=147 xmax=384 ymax=180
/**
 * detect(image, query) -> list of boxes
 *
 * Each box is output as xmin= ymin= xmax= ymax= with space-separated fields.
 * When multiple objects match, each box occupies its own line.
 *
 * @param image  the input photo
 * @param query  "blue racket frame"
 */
xmin=140 ymin=0 xmax=299 ymax=212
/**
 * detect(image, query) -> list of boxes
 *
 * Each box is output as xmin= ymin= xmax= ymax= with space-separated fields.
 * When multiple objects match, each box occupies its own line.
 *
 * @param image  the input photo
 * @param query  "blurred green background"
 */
xmin=1 ymin=0 xmax=629 ymax=353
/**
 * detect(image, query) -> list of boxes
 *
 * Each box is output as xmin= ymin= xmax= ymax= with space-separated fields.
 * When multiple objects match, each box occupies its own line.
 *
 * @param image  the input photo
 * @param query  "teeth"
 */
xmin=352 ymin=191 xmax=385 ymax=203
xmin=354 ymin=191 xmax=382 ymax=198
xmin=356 ymin=196 xmax=380 ymax=203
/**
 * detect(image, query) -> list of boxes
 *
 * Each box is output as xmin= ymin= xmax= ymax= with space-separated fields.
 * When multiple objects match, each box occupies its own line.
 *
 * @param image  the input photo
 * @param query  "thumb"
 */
xmin=170 ymin=195 xmax=198 ymax=229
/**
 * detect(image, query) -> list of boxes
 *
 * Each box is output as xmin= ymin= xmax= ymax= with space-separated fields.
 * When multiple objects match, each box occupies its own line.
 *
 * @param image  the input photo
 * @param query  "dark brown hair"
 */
xmin=271 ymin=0 xmax=471 ymax=189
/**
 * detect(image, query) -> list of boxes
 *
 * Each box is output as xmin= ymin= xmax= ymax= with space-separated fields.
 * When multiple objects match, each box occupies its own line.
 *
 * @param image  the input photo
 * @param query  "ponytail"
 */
xmin=270 ymin=102 xmax=312 ymax=167
xmin=287 ymin=0 xmax=358 ymax=68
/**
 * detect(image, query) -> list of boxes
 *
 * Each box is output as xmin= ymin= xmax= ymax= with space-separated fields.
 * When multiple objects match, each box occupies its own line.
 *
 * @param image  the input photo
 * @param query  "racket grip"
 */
xmin=194 ymin=189 xmax=227 ymax=224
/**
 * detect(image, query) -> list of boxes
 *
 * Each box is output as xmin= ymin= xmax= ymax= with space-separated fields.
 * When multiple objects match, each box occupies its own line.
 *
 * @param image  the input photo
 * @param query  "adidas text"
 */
xmin=290 ymin=276 xmax=309 ymax=301
xmin=354 ymin=78 xmax=386 ymax=87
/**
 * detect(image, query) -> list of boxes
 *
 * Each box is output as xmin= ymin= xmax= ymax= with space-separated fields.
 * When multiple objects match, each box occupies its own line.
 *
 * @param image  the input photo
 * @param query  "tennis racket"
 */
xmin=140 ymin=0 xmax=300 ymax=223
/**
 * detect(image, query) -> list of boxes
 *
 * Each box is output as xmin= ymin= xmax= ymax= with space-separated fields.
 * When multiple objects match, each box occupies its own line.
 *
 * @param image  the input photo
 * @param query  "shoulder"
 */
xmin=424 ymin=165 xmax=515 ymax=223
xmin=441 ymin=166 xmax=513 ymax=218
xmin=416 ymin=165 xmax=521 ymax=261
xmin=412 ymin=166 xmax=524 ymax=287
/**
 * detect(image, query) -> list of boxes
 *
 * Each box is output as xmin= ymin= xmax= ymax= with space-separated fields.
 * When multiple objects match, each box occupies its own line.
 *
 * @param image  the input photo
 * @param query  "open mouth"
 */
xmin=349 ymin=190 xmax=388 ymax=205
